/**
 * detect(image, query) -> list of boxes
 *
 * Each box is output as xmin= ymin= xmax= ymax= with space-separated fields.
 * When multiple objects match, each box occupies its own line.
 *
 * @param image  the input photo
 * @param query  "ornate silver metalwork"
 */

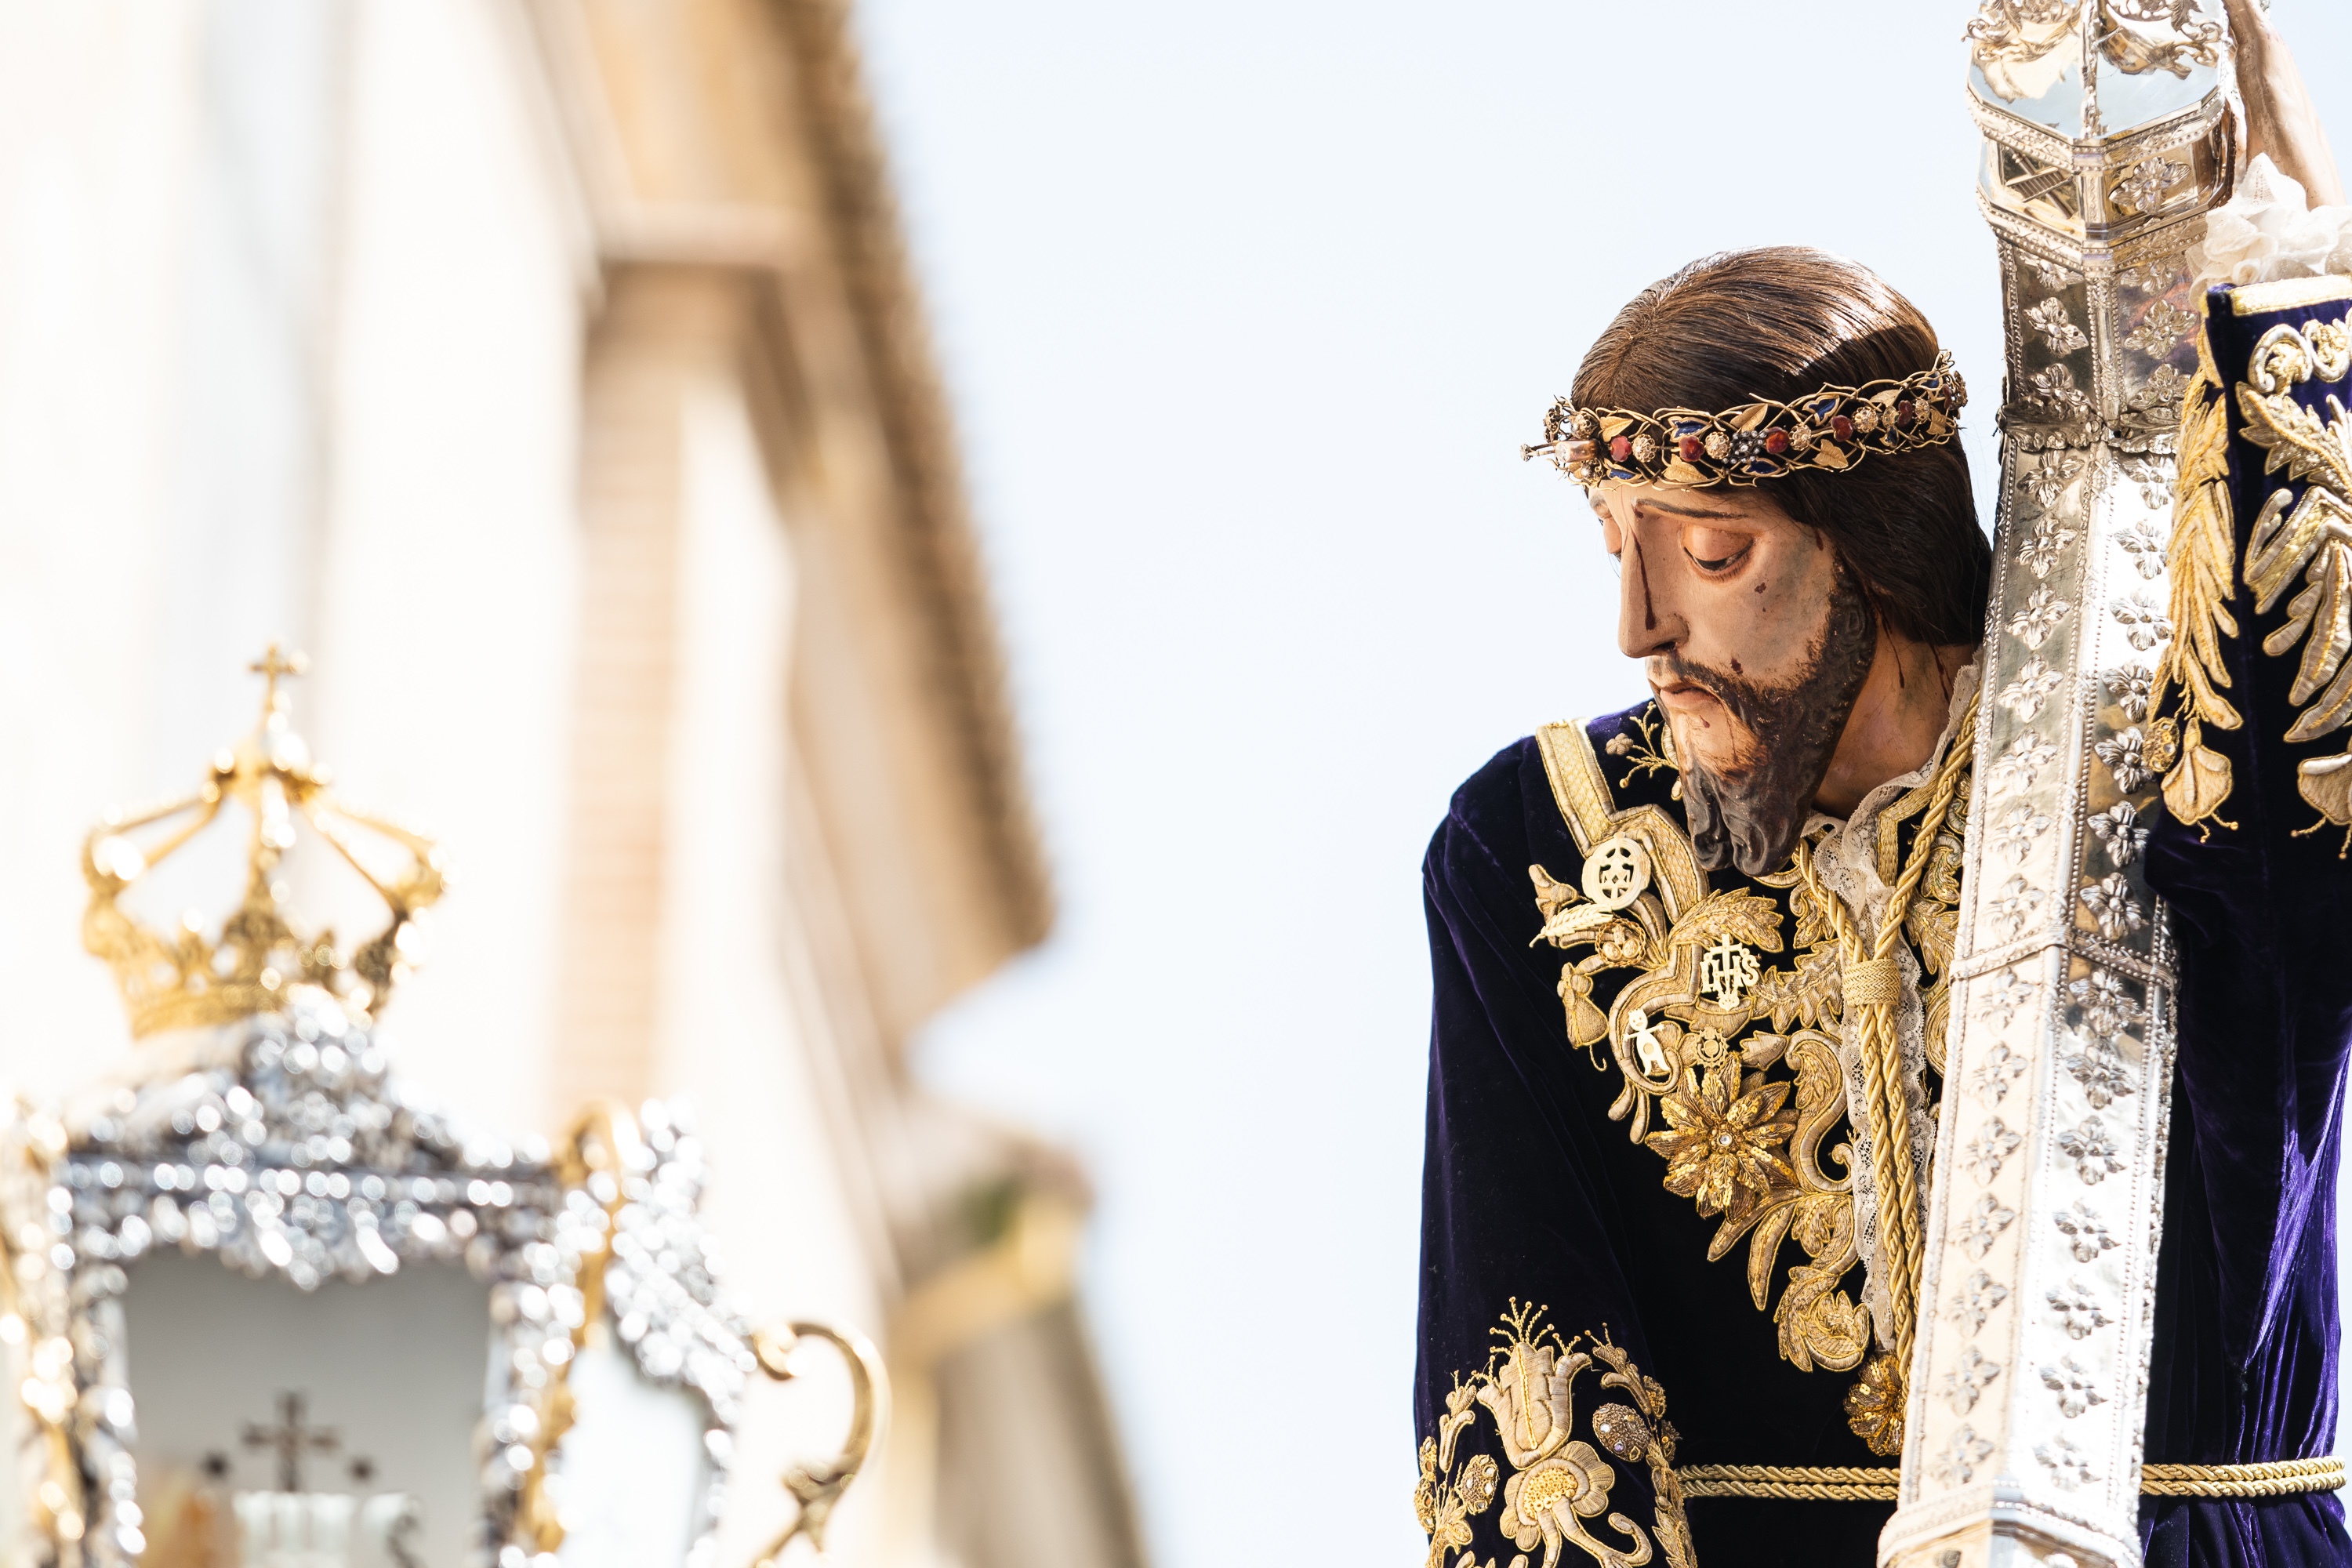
xmin=1882 ymin=5 xmax=2238 ymax=1566
xmin=0 ymin=989 xmax=754 ymax=1568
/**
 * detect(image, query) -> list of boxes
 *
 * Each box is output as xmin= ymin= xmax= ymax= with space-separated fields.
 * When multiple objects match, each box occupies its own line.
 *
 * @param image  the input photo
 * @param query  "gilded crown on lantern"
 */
xmin=81 ymin=646 xmax=447 ymax=1037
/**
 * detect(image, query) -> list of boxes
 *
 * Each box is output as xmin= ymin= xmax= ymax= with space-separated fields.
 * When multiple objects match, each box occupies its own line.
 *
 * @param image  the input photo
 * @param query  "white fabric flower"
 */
xmin=2190 ymin=154 xmax=2352 ymax=290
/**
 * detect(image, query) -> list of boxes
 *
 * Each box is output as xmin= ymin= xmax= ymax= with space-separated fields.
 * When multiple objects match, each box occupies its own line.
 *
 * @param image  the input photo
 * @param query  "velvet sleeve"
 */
xmin=1411 ymin=749 xmax=1668 ymax=1568
xmin=2140 ymin=283 xmax=2352 ymax=1566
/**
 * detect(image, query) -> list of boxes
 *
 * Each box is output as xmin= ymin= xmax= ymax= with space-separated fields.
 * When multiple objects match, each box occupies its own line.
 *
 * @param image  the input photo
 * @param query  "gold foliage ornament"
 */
xmin=1416 ymin=1302 xmax=1693 ymax=1568
xmin=1527 ymin=710 xmax=1972 ymax=1455
xmin=80 ymin=646 xmax=447 ymax=1036
xmin=2154 ymin=306 xmax=2352 ymax=844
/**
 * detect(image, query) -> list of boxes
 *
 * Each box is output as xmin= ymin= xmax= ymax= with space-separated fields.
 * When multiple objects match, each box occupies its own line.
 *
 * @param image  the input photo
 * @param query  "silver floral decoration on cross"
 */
xmin=2040 ymin=1356 xmax=2107 ymax=1418
xmin=1934 ymin=1425 xmax=1998 ymax=1486
xmin=2079 ymin=873 xmax=2147 ymax=940
xmin=1940 ymin=1347 xmax=2003 ymax=1415
xmin=1957 ymin=1192 xmax=2018 ymax=1258
xmin=2110 ymin=588 xmax=2174 ymax=651
xmin=2047 ymin=1278 xmax=2113 ymax=1341
xmin=2001 ymin=657 xmax=2068 ymax=722
xmin=2057 ymin=1030 xmax=2136 ymax=1110
xmin=1953 ymin=1269 xmax=2013 ymax=1334
xmin=2053 ymin=1200 xmax=2117 ymax=1264
xmin=2088 ymin=804 xmax=2149 ymax=867
xmin=2056 ymin=1116 xmax=2125 ymax=1183
xmin=2095 ymin=728 xmax=2150 ymax=792
xmin=1964 ymin=1118 xmax=2024 ymax=1185
xmin=2009 ymin=590 xmax=2074 ymax=651
xmin=2036 ymin=1434 xmax=2100 ymax=1492
xmin=2027 ymin=296 xmax=2091 ymax=354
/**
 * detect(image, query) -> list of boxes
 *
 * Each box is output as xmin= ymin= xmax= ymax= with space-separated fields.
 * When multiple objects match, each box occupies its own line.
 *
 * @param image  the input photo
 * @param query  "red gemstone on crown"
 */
xmin=1763 ymin=429 xmax=1789 ymax=456
xmin=1831 ymin=414 xmax=1854 ymax=443
xmin=1896 ymin=399 xmax=1917 ymax=428
xmin=1610 ymin=435 xmax=1632 ymax=463
xmin=1679 ymin=435 xmax=1704 ymax=463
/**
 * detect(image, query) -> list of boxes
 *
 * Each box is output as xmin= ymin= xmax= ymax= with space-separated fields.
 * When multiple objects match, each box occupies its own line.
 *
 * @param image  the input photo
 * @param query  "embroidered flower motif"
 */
xmin=2123 ymin=297 xmax=2197 ymax=358
xmin=2036 ymin=1433 xmax=2100 ymax=1491
xmin=2028 ymin=296 xmax=2090 ymax=355
xmin=1644 ymin=1069 xmax=1798 ymax=1220
xmin=1988 ymin=874 xmax=2045 ymax=941
xmin=1991 ymin=731 xmax=2058 ymax=795
xmin=2009 ymin=589 xmax=2073 ymax=651
xmin=2089 ymin=803 xmax=2149 ymax=867
xmin=1952 ymin=1269 xmax=2011 ymax=1334
xmin=2057 ymin=1029 xmax=2135 ymax=1110
xmin=1957 ymin=1192 xmax=2017 ymax=1258
xmin=2056 ymin=1116 xmax=2125 ymax=1184
xmin=1991 ymin=802 xmax=2053 ymax=862
xmin=2053 ymin=1200 xmax=2117 ymax=1264
xmin=1939 ymin=1346 xmax=2002 ymax=1415
xmin=2069 ymin=970 xmax=2142 ymax=1039
xmin=1932 ymin=1423 xmax=1996 ymax=1486
xmin=2107 ymin=664 xmax=2154 ymax=722
xmin=2000 ymin=656 xmax=2067 ymax=722
xmin=1843 ymin=1355 xmax=1904 ymax=1456
xmin=1962 ymin=1117 xmax=2023 ymax=1185
xmin=2048 ymin=1277 xmax=2112 ymax=1340
xmin=2096 ymin=727 xmax=2150 ymax=792
xmin=1969 ymin=1038 xmax=2031 ymax=1104
xmin=2111 ymin=589 xmax=2173 ymax=652
xmin=1498 ymin=1443 xmax=1617 ymax=1559
xmin=2116 ymin=516 xmax=2170 ymax=579
xmin=2078 ymin=873 xmax=2145 ymax=940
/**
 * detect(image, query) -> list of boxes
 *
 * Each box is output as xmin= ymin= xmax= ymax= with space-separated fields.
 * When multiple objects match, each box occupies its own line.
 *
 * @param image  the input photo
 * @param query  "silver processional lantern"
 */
xmin=0 ymin=650 xmax=884 ymax=1568
xmin=1883 ymin=5 xmax=2233 ymax=1567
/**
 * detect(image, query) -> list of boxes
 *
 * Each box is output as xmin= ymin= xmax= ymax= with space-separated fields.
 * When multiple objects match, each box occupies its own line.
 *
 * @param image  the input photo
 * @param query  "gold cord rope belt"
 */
xmin=1678 ymin=1458 xmax=2348 ymax=1502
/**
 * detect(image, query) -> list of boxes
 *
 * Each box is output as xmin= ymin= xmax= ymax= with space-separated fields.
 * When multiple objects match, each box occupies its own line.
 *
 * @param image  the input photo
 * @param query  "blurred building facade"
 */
xmin=0 ymin=2 xmax=1142 ymax=1564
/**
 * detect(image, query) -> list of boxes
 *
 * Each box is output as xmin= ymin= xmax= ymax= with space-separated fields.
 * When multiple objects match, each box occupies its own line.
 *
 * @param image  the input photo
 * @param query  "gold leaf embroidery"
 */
xmin=1524 ymin=715 xmax=1958 ymax=1450
xmin=2225 ymin=314 xmax=2352 ymax=837
xmin=2151 ymin=303 xmax=2241 ymax=828
xmin=1417 ymin=1305 xmax=1693 ymax=1568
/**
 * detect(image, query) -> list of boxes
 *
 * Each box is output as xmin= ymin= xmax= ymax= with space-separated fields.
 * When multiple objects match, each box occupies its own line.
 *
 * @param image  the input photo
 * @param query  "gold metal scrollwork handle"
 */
xmin=750 ymin=1320 xmax=889 ymax=1565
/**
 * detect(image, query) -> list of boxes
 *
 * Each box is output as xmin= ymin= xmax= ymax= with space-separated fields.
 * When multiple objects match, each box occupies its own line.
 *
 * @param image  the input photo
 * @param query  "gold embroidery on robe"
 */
xmin=1417 ymin=1302 xmax=1694 ymax=1568
xmin=2151 ymin=294 xmax=2243 ymax=829
xmin=1525 ymin=708 xmax=1959 ymax=1450
xmin=2217 ymin=312 xmax=2352 ymax=840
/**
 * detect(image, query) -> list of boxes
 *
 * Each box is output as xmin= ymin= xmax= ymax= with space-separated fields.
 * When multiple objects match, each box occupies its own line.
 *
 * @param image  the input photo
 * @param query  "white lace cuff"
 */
xmin=2189 ymin=153 xmax=2352 ymax=289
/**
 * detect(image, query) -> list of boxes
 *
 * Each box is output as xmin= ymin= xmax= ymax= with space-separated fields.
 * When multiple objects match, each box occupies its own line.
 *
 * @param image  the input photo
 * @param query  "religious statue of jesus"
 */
xmin=1413 ymin=3 xmax=2352 ymax=1566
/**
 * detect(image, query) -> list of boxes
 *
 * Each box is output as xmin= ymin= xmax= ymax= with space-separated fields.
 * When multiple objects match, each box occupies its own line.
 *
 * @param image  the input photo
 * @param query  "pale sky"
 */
xmin=857 ymin=4 xmax=2352 ymax=1564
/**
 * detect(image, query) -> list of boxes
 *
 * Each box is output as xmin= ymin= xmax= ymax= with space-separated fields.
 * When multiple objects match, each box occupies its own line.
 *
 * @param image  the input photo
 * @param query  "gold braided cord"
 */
xmin=1791 ymin=703 xmax=1978 ymax=1396
xmin=2140 ymin=1457 xmax=2349 ymax=1497
xmin=1675 ymin=1458 xmax=2347 ymax=1501
xmin=1679 ymin=1465 xmax=1894 ymax=1484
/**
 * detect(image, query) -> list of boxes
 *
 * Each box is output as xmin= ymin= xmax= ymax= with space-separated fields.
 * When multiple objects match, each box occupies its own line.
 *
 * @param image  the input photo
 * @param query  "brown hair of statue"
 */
xmin=1572 ymin=247 xmax=1991 ymax=648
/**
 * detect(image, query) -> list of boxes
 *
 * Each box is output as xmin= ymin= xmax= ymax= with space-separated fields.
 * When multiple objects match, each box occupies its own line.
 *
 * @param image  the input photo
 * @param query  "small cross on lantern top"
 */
xmin=249 ymin=643 xmax=310 ymax=715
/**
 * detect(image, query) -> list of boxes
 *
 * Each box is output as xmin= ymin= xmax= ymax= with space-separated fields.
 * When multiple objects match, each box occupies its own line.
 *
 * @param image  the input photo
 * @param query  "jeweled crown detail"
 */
xmin=81 ymin=646 xmax=447 ymax=1036
xmin=1523 ymin=352 xmax=1967 ymax=488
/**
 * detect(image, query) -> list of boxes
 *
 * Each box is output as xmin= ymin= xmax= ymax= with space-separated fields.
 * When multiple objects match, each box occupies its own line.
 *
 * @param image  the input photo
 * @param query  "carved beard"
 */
xmin=1671 ymin=559 xmax=1879 ymax=877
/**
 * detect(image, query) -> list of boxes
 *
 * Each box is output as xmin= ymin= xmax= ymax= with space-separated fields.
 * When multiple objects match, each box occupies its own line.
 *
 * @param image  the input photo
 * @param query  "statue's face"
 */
xmin=1588 ymin=481 xmax=1878 ymax=874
